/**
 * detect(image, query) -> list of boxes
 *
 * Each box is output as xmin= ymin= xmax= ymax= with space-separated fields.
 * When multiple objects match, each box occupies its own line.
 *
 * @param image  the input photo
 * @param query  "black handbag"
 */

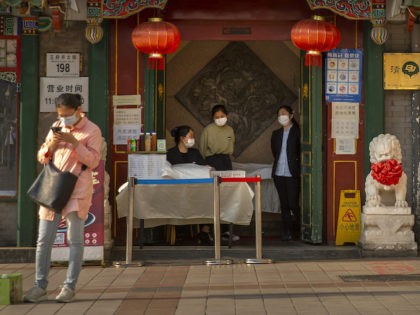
xmin=27 ymin=161 xmax=86 ymax=213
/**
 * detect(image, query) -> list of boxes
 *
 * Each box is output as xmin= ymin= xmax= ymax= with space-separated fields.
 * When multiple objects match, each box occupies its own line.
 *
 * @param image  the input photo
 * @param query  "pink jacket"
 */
xmin=37 ymin=115 xmax=102 ymax=221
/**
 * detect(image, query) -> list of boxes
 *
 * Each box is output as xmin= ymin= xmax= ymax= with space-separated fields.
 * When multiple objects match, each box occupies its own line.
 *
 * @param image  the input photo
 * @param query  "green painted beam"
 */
xmin=144 ymin=57 xmax=155 ymax=133
xmin=363 ymin=21 xmax=384 ymax=177
xmin=144 ymin=58 xmax=166 ymax=136
xmin=88 ymin=21 xmax=109 ymax=143
xmin=300 ymin=53 xmax=323 ymax=244
xmin=155 ymin=68 xmax=165 ymax=138
xmin=17 ymin=35 xmax=39 ymax=246
xmin=310 ymin=65 xmax=323 ymax=243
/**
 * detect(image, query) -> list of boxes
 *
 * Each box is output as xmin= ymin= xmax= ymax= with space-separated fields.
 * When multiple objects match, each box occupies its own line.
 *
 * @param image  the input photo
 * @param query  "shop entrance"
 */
xmin=108 ymin=2 xmax=325 ymax=246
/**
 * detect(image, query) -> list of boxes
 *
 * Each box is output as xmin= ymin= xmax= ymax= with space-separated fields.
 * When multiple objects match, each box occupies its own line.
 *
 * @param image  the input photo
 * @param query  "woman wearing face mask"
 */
xmin=199 ymin=104 xmax=239 ymax=243
xmin=24 ymin=93 xmax=102 ymax=303
xmin=167 ymin=125 xmax=212 ymax=244
xmin=167 ymin=125 xmax=206 ymax=165
xmin=199 ymin=104 xmax=235 ymax=171
xmin=271 ymin=105 xmax=300 ymax=242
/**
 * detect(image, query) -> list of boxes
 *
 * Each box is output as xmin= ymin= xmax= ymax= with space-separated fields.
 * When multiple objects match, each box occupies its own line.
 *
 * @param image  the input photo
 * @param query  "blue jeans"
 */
xmin=35 ymin=211 xmax=84 ymax=290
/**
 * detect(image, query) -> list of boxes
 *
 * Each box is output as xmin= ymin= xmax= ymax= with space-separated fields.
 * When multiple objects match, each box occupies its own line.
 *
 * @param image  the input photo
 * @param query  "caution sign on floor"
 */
xmin=336 ymin=190 xmax=361 ymax=245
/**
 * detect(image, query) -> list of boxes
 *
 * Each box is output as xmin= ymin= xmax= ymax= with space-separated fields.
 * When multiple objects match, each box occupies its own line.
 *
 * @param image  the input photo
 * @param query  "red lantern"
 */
xmin=291 ymin=16 xmax=340 ymax=67
xmin=131 ymin=17 xmax=181 ymax=69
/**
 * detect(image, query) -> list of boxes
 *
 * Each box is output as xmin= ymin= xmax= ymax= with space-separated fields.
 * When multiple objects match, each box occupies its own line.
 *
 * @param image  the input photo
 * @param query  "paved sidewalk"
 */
xmin=2 ymin=258 xmax=420 ymax=314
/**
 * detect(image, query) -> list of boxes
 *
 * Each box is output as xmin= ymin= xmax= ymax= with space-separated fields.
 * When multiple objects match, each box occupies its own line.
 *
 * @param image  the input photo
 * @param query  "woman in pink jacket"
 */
xmin=24 ymin=93 xmax=102 ymax=303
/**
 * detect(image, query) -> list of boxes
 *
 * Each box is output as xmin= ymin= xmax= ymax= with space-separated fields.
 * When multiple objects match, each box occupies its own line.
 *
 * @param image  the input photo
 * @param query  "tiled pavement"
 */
xmin=2 ymin=259 xmax=420 ymax=314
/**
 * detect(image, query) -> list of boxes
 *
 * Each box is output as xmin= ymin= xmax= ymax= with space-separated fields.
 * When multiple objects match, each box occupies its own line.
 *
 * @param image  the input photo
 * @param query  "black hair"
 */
xmin=211 ymin=104 xmax=228 ymax=118
xmin=55 ymin=93 xmax=82 ymax=110
xmin=277 ymin=105 xmax=299 ymax=126
xmin=170 ymin=125 xmax=192 ymax=144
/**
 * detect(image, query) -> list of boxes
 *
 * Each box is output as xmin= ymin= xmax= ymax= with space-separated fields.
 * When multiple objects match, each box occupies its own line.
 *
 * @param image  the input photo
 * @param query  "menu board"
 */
xmin=128 ymin=153 xmax=167 ymax=179
xmin=325 ymin=49 xmax=363 ymax=103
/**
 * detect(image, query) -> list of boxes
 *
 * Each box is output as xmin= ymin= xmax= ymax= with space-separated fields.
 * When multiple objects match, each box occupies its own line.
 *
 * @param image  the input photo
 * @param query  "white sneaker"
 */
xmin=24 ymin=287 xmax=47 ymax=303
xmin=55 ymin=286 xmax=75 ymax=303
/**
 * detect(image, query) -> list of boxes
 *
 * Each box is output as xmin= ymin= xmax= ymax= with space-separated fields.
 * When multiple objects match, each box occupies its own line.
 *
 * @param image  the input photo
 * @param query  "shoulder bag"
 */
xmin=27 ymin=161 xmax=87 ymax=213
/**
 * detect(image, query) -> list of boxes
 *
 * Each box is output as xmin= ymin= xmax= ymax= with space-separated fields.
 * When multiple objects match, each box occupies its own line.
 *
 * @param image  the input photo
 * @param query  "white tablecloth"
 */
xmin=232 ymin=162 xmax=280 ymax=213
xmin=116 ymin=181 xmax=254 ymax=228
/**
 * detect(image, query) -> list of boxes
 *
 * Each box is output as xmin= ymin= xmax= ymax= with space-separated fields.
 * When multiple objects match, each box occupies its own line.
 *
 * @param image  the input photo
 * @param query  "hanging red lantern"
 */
xmin=131 ymin=17 xmax=181 ymax=69
xmin=291 ymin=16 xmax=341 ymax=67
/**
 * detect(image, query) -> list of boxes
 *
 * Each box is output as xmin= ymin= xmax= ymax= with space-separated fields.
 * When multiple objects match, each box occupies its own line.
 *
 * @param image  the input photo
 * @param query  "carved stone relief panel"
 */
xmin=175 ymin=41 xmax=297 ymax=157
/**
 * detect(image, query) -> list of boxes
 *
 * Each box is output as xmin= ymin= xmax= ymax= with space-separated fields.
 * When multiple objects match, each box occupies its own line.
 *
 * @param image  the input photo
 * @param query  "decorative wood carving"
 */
xmin=176 ymin=42 xmax=297 ymax=157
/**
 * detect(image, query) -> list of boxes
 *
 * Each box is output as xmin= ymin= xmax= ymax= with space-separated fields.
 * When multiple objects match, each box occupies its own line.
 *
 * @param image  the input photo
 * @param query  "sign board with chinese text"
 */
xmin=331 ymin=102 xmax=359 ymax=139
xmin=113 ymin=107 xmax=142 ymax=145
xmin=384 ymin=53 xmax=420 ymax=90
xmin=112 ymin=94 xmax=141 ymax=106
xmin=335 ymin=138 xmax=356 ymax=155
xmin=39 ymin=77 xmax=88 ymax=112
xmin=46 ymin=53 xmax=80 ymax=77
xmin=128 ymin=153 xmax=167 ymax=179
xmin=336 ymin=190 xmax=361 ymax=245
xmin=325 ymin=49 xmax=363 ymax=102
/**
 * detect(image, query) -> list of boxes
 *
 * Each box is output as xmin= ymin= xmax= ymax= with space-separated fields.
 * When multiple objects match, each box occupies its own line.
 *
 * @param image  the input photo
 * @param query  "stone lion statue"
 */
xmin=365 ymin=134 xmax=408 ymax=208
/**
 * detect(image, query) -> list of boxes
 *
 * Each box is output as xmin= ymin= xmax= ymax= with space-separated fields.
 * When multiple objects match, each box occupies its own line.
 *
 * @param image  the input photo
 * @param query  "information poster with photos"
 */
xmin=325 ymin=49 xmax=363 ymax=103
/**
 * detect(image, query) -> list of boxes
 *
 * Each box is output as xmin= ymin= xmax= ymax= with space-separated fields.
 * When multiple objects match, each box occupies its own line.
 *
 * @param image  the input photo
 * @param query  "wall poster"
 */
xmin=331 ymin=102 xmax=359 ymax=155
xmin=113 ymin=107 xmax=142 ymax=145
xmin=325 ymin=49 xmax=363 ymax=103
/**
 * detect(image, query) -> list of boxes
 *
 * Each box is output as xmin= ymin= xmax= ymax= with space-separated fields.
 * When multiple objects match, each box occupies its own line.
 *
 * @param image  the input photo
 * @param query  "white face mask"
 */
xmin=214 ymin=117 xmax=227 ymax=127
xmin=60 ymin=111 xmax=79 ymax=126
xmin=184 ymin=138 xmax=195 ymax=148
xmin=278 ymin=115 xmax=290 ymax=126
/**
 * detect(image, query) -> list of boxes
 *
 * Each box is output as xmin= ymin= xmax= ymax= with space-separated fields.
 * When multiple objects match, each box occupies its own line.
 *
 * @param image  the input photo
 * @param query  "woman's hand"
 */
xmin=55 ymin=131 xmax=79 ymax=148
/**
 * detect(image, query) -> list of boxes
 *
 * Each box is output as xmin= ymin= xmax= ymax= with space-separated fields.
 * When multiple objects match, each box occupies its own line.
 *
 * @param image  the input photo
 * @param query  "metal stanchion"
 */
xmin=246 ymin=175 xmax=272 ymax=264
xmin=114 ymin=177 xmax=143 ymax=268
xmin=205 ymin=177 xmax=232 ymax=265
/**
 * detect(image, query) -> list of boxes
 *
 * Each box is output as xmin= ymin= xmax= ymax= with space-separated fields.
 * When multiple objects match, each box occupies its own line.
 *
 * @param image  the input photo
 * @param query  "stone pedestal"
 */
xmin=359 ymin=206 xmax=417 ymax=256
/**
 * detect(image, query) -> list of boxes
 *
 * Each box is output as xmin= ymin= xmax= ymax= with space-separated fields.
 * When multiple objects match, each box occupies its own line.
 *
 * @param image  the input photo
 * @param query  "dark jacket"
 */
xmin=166 ymin=146 xmax=207 ymax=166
xmin=271 ymin=124 xmax=301 ymax=178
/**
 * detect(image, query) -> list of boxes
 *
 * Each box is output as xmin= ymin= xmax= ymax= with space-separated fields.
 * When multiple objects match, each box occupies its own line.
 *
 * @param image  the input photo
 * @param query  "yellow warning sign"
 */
xmin=335 ymin=190 xmax=361 ymax=246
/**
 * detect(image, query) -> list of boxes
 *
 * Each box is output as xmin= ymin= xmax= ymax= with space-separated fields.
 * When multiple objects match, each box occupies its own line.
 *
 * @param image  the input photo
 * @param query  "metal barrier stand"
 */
xmin=114 ymin=177 xmax=143 ymax=268
xmin=245 ymin=175 xmax=272 ymax=264
xmin=205 ymin=177 xmax=233 ymax=265
xmin=216 ymin=176 xmax=272 ymax=264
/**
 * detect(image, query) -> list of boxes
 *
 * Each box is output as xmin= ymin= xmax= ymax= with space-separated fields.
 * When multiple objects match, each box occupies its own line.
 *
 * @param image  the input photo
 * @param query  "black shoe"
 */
xmin=197 ymin=232 xmax=214 ymax=245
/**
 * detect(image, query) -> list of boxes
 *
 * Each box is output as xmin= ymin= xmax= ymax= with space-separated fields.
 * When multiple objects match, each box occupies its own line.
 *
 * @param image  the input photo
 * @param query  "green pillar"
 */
xmin=144 ymin=57 xmax=165 ymax=137
xmin=363 ymin=21 xmax=384 ymax=176
xmin=17 ymin=34 xmax=39 ymax=246
xmin=88 ymin=21 xmax=109 ymax=143
xmin=310 ymin=65 xmax=324 ymax=243
xmin=300 ymin=55 xmax=323 ymax=244
xmin=155 ymin=69 xmax=165 ymax=138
